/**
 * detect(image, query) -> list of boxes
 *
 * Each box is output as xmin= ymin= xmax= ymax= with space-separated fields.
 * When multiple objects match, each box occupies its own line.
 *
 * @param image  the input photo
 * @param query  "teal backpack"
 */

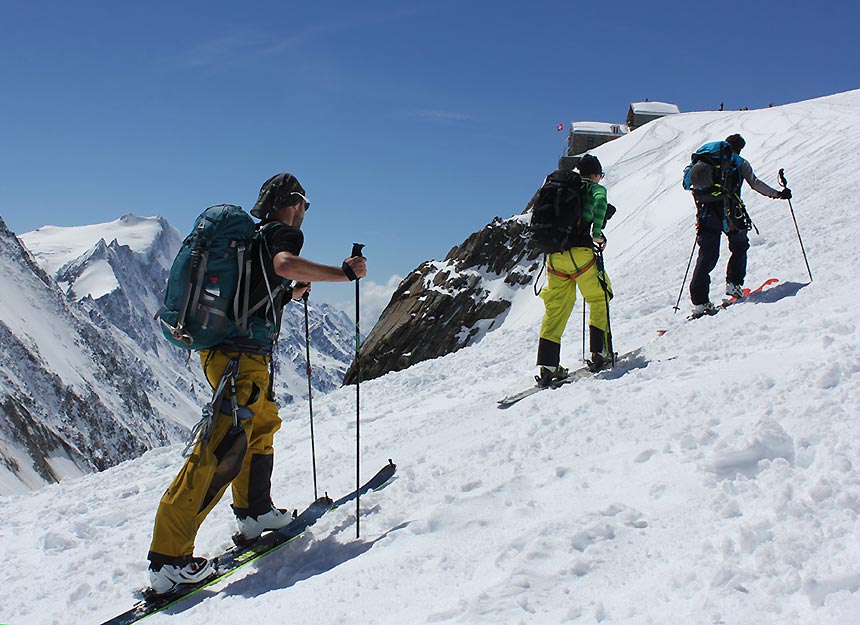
xmin=682 ymin=141 xmax=740 ymax=201
xmin=157 ymin=204 xmax=288 ymax=350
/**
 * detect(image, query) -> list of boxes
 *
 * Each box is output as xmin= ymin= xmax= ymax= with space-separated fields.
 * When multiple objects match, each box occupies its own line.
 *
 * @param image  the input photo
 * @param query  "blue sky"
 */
xmin=1 ymin=0 xmax=857 ymax=317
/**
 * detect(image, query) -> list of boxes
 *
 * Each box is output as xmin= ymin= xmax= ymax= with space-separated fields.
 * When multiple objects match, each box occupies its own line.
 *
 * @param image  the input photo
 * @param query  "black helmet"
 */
xmin=577 ymin=154 xmax=603 ymax=177
xmin=251 ymin=173 xmax=307 ymax=219
xmin=725 ymin=134 xmax=746 ymax=153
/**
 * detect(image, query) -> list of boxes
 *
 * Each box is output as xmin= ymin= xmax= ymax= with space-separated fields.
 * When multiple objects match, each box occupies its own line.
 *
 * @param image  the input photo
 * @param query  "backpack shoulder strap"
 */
xmin=249 ymin=223 xmax=290 ymax=317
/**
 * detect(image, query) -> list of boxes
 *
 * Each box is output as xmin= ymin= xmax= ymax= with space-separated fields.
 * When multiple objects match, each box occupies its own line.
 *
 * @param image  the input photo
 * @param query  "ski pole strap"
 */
xmin=342 ymin=261 xmax=358 ymax=281
xmin=547 ymin=257 xmax=596 ymax=281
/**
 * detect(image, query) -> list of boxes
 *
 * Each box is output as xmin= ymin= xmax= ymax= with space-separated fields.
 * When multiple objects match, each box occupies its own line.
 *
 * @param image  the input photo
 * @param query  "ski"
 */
xmin=720 ymin=277 xmax=778 ymax=308
xmin=497 ymin=347 xmax=644 ymax=409
xmin=688 ymin=277 xmax=779 ymax=319
xmin=100 ymin=460 xmax=396 ymax=625
xmin=497 ymin=365 xmax=596 ymax=408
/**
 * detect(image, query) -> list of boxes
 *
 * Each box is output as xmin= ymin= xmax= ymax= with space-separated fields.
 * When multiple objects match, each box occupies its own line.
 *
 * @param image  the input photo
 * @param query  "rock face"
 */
xmin=344 ymin=213 xmax=542 ymax=384
xmin=0 ymin=217 xmax=184 ymax=493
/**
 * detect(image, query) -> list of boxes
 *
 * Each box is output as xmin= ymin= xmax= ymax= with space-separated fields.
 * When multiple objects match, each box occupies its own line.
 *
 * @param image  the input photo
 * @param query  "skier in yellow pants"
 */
xmin=147 ymin=172 xmax=368 ymax=596
xmin=536 ymin=154 xmax=614 ymax=386
xmin=149 ymin=349 xmax=280 ymax=562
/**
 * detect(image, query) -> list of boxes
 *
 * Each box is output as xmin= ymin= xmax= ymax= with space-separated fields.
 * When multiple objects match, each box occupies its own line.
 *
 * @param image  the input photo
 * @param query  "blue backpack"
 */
xmin=157 ymin=205 xmax=288 ymax=350
xmin=682 ymin=141 xmax=740 ymax=201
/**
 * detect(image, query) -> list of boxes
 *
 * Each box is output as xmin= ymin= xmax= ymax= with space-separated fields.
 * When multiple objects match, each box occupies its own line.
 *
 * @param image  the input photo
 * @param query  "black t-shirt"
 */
xmin=247 ymin=221 xmax=304 ymax=323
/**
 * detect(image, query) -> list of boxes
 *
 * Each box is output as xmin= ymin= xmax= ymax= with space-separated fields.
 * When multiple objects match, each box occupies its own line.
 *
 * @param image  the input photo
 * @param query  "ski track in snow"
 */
xmin=2 ymin=91 xmax=860 ymax=625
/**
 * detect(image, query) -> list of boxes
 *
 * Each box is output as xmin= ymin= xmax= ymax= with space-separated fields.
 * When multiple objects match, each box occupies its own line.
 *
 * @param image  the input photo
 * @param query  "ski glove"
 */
xmin=778 ymin=188 xmax=792 ymax=200
xmin=592 ymin=236 xmax=607 ymax=252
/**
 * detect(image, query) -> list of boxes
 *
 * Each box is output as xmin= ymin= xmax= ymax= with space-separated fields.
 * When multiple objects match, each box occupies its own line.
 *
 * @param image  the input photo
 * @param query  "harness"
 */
xmin=547 ymin=255 xmax=596 ymax=280
xmin=696 ymin=193 xmax=754 ymax=234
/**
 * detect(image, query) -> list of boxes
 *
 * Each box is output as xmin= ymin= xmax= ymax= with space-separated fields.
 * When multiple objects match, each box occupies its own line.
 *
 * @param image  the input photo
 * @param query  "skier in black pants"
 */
xmin=689 ymin=134 xmax=790 ymax=316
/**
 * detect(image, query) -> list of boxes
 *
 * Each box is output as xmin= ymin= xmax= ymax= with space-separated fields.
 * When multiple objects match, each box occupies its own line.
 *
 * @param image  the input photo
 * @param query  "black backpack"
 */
xmin=528 ymin=169 xmax=591 ymax=254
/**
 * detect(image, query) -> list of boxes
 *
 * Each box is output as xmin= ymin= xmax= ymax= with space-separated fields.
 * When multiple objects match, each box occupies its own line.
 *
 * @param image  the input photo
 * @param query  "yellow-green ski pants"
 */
xmin=539 ymin=247 xmax=612 ymax=345
xmin=148 ymin=349 xmax=281 ymax=560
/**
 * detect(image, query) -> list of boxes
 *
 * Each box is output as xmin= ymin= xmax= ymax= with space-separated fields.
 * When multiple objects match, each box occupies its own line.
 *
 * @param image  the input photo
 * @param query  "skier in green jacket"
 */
xmin=536 ymin=154 xmax=614 ymax=386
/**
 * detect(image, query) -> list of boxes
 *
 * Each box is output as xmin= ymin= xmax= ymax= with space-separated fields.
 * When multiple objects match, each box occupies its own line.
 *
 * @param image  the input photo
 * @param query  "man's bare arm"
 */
xmin=273 ymin=252 xmax=366 ymax=282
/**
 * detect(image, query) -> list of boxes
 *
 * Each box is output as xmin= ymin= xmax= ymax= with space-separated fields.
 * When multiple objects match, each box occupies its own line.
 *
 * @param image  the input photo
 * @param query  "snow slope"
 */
xmin=1 ymin=90 xmax=859 ymax=625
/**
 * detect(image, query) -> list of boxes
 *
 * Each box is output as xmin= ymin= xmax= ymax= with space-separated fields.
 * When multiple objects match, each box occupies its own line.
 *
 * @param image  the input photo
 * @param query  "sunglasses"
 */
xmin=290 ymin=191 xmax=310 ymax=211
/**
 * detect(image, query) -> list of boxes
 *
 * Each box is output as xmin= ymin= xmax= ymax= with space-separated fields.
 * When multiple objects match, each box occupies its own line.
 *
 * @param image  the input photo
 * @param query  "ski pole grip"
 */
xmin=342 ymin=244 xmax=365 ymax=282
xmin=292 ymin=281 xmax=310 ymax=301
xmin=778 ymin=168 xmax=787 ymax=188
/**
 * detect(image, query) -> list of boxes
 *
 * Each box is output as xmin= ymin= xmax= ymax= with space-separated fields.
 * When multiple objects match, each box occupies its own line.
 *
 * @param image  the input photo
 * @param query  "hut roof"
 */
xmin=570 ymin=121 xmax=629 ymax=135
xmin=628 ymin=101 xmax=681 ymax=115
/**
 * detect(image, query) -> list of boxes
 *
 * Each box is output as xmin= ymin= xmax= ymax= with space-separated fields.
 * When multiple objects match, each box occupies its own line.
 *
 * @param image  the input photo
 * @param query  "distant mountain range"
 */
xmin=0 ymin=214 xmax=358 ymax=494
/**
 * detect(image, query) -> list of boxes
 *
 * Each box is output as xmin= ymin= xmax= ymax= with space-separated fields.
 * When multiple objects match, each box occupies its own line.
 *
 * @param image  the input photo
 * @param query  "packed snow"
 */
xmin=2 ymin=90 xmax=860 ymax=625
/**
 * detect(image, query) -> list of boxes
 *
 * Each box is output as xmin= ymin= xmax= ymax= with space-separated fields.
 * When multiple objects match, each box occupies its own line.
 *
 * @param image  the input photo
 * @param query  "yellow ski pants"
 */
xmin=539 ymin=247 xmax=612 ymax=345
xmin=149 ymin=349 xmax=282 ymax=560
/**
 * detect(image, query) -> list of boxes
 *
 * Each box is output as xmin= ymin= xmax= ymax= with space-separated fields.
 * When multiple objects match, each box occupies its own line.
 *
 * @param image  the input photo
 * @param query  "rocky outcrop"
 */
xmin=344 ymin=213 xmax=541 ymax=384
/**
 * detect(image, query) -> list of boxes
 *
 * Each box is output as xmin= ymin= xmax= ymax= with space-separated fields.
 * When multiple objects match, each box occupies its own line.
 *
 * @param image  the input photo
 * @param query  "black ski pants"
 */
xmin=689 ymin=212 xmax=750 ymax=305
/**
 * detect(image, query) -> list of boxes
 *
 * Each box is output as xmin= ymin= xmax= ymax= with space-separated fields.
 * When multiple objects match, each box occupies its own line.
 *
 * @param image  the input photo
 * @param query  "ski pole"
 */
xmin=778 ymin=169 xmax=813 ymax=282
xmin=350 ymin=242 xmax=365 ymax=538
xmin=594 ymin=250 xmax=615 ymax=367
xmin=302 ymin=290 xmax=319 ymax=501
xmin=673 ymin=234 xmax=698 ymax=313
xmin=581 ymin=302 xmax=586 ymax=364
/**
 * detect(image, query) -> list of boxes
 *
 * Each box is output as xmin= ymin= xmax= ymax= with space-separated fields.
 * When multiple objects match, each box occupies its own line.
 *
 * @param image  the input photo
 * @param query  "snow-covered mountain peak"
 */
xmin=19 ymin=214 xmax=180 ymax=276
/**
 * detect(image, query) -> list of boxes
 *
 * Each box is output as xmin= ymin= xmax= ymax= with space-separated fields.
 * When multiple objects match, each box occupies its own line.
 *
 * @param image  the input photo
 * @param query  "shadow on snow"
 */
xmin=156 ymin=516 xmax=410 ymax=617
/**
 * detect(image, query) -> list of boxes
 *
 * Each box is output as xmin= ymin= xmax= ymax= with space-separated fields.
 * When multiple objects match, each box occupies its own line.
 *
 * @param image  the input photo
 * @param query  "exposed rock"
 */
xmin=344 ymin=212 xmax=541 ymax=384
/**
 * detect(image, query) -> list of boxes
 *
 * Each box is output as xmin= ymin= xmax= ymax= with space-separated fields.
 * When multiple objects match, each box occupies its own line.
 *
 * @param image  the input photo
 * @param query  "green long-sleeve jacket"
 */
xmin=581 ymin=181 xmax=608 ymax=239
